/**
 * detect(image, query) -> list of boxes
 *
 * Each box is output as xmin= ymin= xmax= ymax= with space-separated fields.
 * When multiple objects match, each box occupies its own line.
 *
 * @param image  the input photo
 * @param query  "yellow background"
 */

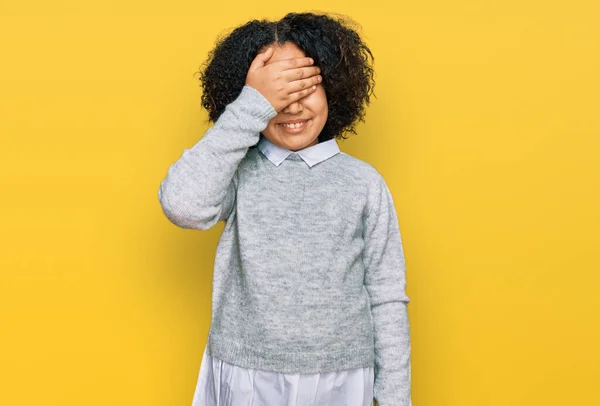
xmin=1 ymin=1 xmax=599 ymax=405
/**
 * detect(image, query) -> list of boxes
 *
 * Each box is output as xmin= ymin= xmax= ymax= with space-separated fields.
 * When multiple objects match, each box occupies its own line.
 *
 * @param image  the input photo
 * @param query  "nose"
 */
xmin=283 ymin=100 xmax=303 ymax=114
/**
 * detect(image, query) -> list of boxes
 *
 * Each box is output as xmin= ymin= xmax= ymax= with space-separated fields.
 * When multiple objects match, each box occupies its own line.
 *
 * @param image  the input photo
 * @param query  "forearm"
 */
xmin=372 ymin=300 xmax=411 ymax=406
xmin=158 ymin=85 xmax=277 ymax=229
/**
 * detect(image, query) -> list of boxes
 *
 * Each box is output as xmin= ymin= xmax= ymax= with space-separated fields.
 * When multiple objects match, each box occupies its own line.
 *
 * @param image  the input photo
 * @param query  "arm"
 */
xmin=363 ymin=175 xmax=412 ymax=406
xmin=158 ymin=85 xmax=277 ymax=230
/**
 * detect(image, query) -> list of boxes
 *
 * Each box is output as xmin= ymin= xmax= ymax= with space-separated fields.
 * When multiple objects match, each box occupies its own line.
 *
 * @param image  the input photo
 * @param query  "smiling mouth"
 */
xmin=278 ymin=119 xmax=310 ymax=129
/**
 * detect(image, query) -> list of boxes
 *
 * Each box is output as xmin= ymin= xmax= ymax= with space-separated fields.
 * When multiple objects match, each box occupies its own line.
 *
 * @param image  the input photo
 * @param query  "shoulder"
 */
xmin=334 ymin=152 xmax=397 ymax=216
xmin=332 ymin=152 xmax=393 ymax=213
xmin=335 ymin=151 xmax=385 ymax=185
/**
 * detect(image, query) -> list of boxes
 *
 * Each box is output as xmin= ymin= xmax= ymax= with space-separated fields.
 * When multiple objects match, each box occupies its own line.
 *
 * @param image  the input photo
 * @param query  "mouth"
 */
xmin=277 ymin=119 xmax=311 ymax=134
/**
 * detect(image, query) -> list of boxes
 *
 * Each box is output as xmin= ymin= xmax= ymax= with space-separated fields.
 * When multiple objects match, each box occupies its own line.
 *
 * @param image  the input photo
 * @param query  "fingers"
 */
xmin=282 ymin=65 xmax=321 ymax=82
xmin=269 ymin=56 xmax=314 ymax=72
xmin=287 ymin=74 xmax=322 ymax=94
xmin=249 ymin=46 xmax=274 ymax=71
xmin=288 ymin=83 xmax=318 ymax=103
xmin=276 ymin=61 xmax=321 ymax=100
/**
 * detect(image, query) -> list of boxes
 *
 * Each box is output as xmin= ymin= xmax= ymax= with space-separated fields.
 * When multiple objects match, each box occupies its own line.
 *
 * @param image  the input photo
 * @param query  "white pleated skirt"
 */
xmin=192 ymin=345 xmax=374 ymax=406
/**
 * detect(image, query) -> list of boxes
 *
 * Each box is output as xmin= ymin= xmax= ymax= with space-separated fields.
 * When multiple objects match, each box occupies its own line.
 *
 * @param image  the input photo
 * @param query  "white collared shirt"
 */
xmin=256 ymin=135 xmax=340 ymax=167
xmin=193 ymin=339 xmax=374 ymax=405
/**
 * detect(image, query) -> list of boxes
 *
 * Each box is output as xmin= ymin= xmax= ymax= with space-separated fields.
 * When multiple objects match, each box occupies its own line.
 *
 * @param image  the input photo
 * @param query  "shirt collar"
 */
xmin=257 ymin=136 xmax=340 ymax=167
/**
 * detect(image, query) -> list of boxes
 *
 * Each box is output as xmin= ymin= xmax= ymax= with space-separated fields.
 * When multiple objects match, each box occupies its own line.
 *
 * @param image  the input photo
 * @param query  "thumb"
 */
xmin=249 ymin=46 xmax=273 ymax=70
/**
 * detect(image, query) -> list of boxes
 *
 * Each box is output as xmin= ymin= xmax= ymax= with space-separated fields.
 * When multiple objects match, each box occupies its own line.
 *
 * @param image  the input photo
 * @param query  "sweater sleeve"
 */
xmin=363 ymin=175 xmax=412 ymax=406
xmin=158 ymin=85 xmax=277 ymax=230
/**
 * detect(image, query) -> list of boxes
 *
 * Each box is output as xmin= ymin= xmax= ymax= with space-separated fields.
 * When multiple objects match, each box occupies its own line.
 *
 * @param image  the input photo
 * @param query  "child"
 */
xmin=158 ymin=12 xmax=412 ymax=406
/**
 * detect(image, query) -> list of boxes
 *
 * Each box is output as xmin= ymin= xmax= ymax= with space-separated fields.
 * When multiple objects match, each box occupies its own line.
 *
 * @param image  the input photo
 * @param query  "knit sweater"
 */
xmin=158 ymin=85 xmax=412 ymax=406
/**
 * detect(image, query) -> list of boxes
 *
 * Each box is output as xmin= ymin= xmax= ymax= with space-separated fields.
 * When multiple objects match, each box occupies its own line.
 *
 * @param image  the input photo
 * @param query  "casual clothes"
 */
xmin=158 ymin=85 xmax=411 ymax=405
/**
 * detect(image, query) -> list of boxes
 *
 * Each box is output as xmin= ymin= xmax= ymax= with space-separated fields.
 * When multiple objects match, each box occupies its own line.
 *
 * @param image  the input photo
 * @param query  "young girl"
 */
xmin=158 ymin=12 xmax=412 ymax=406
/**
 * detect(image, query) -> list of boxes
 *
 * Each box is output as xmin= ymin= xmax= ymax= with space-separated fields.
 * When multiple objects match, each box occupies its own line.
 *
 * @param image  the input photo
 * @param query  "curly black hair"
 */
xmin=195 ymin=11 xmax=375 ymax=143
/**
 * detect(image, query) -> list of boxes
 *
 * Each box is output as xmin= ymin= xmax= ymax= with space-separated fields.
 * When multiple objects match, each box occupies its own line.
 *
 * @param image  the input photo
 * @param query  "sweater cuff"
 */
xmin=238 ymin=85 xmax=278 ymax=123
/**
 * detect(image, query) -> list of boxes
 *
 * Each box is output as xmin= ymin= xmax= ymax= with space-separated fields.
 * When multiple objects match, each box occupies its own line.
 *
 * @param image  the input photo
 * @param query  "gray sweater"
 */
xmin=158 ymin=85 xmax=412 ymax=406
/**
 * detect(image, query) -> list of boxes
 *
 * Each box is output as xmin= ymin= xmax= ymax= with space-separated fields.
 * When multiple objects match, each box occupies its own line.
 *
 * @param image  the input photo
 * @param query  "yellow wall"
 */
xmin=1 ymin=1 xmax=599 ymax=405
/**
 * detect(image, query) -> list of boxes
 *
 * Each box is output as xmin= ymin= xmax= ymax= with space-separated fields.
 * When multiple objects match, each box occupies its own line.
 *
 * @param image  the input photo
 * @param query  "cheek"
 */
xmin=318 ymin=89 xmax=328 ymax=116
xmin=308 ymin=87 xmax=328 ymax=119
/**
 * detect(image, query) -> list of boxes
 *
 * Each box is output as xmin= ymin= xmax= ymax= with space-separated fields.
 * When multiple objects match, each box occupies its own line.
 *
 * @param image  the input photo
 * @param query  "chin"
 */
xmin=288 ymin=136 xmax=317 ymax=149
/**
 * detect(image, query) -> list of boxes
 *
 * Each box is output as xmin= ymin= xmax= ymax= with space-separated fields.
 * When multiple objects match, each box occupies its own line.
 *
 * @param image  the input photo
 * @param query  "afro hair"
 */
xmin=196 ymin=11 xmax=376 ymax=143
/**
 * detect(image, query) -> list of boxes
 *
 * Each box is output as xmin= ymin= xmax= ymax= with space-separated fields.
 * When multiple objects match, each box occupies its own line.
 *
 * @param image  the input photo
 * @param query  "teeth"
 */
xmin=280 ymin=120 xmax=308 ymax=128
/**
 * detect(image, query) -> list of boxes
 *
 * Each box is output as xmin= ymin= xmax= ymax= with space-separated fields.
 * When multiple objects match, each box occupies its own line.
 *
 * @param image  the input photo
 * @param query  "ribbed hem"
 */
xmin=207 ymin=331 xmax=375 ymax=374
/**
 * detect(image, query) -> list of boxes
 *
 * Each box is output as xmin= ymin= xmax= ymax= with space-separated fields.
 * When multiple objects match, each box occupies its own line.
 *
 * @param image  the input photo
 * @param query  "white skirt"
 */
xmin=192 ymin=344 xmax=374 ymax=406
